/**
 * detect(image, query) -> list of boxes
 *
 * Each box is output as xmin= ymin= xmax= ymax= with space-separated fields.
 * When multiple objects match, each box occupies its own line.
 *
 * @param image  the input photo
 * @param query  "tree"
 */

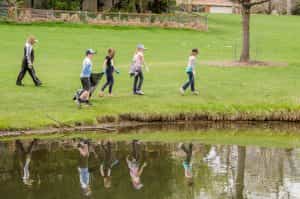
xmin=292 ymin=0 xmax=300 ymax=15
xmin=234 ymin=0 xmax=271 ymax=62
xmin=235 ymin=146 xmax=246 ymax=199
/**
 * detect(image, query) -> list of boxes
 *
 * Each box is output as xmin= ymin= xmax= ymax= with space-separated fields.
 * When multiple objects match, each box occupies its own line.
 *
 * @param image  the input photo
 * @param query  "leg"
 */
xmin=80 ymin=91 xmax=90 ymax=101
xmin=27 ymin=139 xmax=38 ymax=154
xmin=101 ymin=74 xmax=110 ymax=91
xmin=108 ymin=75 xmax=114 ymax=94
xmin=133 ymin=75 xmax=139 ymax=94
xmin=182 ymin=72 xmax=192 ymax=91
xmin=186 ymin=143 xmax=193 ymax=163
xmin=132 ymin=140 xmax=140 ymax=161
xmin=190 ymin=73 xmax=195 ymax=92
xmin=137 ymin=72 xmax=144 ymax=91
xmin=16 ymin=65 xmax=27 ymax=85
xmin=181 ymin=144 xmax=189 ymax=154
xmin=28 ymin=66 xmax=41 ymax=86
xmin=15 ymin=140 xmax=25 ymax=153
xmin=80 ymin=78 xmax=91 ymax=102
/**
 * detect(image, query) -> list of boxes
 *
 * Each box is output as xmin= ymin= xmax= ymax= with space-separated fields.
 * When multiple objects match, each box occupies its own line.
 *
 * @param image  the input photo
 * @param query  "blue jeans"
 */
xmin=79 ymin=167 xmax=90 ymax=188
xmin=133 ymin=71 xmax=144 ymax=93
xmin=101 ymin=72 xmax=114 ymax=94
xmin=182 ymin=72 xmax=195 ymax=92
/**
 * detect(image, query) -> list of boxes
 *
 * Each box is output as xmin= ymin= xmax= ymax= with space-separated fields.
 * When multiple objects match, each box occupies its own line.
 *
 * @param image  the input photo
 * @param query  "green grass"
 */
xmin=1 ymin=14 xmax=300 ymax=129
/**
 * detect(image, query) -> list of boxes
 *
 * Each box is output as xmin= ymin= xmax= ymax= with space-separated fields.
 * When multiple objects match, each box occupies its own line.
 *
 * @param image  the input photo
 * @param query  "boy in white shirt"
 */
xmin=180 ymin=48 xmax=199 ymax=95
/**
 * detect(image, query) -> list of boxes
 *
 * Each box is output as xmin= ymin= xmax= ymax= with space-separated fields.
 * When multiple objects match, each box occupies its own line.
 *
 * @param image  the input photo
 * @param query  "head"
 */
xmin=133 ymin=182 xmax=144 ymax=190
xmin=191 ymin=48 xmax=199 ymax=56
xmin=103 ymin=177 xmax=112 ymax=189
xmin=185 ymin=177 xmax=194 ymax=187
xmin=27 ymin=36 xmax=37 ymax=45
xmin=136 ymin=44 xmax=146 ymax=53
xmin=108 ymin=48 xmax=115 ymax=58
xmin=86 ymin=49 xmax=96 ymax=59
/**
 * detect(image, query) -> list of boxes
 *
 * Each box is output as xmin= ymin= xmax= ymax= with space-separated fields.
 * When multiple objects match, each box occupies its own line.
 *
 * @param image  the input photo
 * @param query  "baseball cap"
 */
xmin=86 ymin=49 xmax=96 ymax=55
xmin=137 ymin=44 xmax=147 ymax=50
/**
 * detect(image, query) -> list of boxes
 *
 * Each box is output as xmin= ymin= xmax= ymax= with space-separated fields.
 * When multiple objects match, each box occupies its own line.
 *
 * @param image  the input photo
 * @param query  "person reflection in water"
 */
xmin=126 ymin=140 xmax=147 ymax=190
xmin=100 ymin=140 xmax=119 ymax=189
xmin=77 ymin=139 xmax=92 ymax=196
xmin=179 ymin=143 xmax=194 ymax=186
xmin=15 ymin=139 xmax=38 ymax=186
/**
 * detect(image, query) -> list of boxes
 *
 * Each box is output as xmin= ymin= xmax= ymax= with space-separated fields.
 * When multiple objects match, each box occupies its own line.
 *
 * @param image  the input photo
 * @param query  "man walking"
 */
xmin=16 ymin=36 xmax=42 ymax=86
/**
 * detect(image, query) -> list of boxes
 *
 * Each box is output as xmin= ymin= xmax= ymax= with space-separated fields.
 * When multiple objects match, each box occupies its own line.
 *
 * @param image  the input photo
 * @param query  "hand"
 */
xmin=134 ymin=72 xmax=139 ymax=76
xmin=145 ymin=66 xmax=149 ymax=72
xmin=193 ymin=71 xmax=196 ymax=75
xmin=142 ymin=162 xmax=147 ymax=168
xmin=28 ymin=64 xmax=33 ymax=69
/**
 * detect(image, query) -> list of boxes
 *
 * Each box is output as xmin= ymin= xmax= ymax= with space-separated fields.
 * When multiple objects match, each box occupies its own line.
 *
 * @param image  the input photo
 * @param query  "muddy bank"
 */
xmin=3 ymin=111 xmax=300 ymax=136
xmin=2 ymin=117 xmax=300 ymax=138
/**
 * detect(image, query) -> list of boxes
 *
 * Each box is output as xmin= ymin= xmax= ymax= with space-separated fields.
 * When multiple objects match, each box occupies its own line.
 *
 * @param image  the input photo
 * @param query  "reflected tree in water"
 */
xmin=235 ymin=146 xmax=246 ymax=199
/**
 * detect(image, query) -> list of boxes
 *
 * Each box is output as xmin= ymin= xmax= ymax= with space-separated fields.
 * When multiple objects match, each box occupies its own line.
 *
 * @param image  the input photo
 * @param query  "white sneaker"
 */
xmin=180 ymin=88 xmax=185 ymax=95
xmin=136 ymin=90 xmax=144 ymax=95
xmin=192 ymin=91 xmax=199 ymax=95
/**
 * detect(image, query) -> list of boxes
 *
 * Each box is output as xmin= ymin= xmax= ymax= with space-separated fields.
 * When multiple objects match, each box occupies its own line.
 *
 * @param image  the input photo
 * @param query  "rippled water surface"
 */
xmin=1 ymin=124 xmax=300 ymax=199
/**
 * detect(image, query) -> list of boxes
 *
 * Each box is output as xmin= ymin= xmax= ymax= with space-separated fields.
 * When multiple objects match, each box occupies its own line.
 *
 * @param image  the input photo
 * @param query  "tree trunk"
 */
xmin=235 ymin=146 xmax=246 ymax=199
xmin=287 ymin=0 xmax=292 ymax=15
xmin=240 ymin=5 xmax=251 ymax=62
xmin=268 ymin=0 xmax=272 ymax=14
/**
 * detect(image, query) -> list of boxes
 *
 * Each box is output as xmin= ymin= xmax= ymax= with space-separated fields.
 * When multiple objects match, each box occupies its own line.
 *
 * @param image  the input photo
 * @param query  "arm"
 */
xmin=138 ymin=162 xmax=147 ymax=177
xmin=100 ymin=164 xmax=105 ymax=177
xmin=126 ymin=155 xmax=131 ymax=165
xmin=102 ymin=59 xmax=107 ymax=73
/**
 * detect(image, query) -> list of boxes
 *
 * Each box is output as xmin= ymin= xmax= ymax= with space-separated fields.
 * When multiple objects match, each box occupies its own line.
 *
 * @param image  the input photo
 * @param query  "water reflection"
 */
xmin=127 ymin=140 xmax=147 ymax=190
xmin=179 ymin=143 xmax=194 ymax=185
xmin=77 ymin=139 xmax=92 ymax=196
xmin=0 ymin=139 xmax=300 ymax=198
xmin=15 ymin=139 xmax=38 ymax=186
xmin=100 ymin=140 xmax=119 ymax=189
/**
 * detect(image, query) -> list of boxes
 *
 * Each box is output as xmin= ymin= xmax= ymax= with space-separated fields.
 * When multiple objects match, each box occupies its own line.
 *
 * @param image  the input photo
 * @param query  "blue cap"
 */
xmin=86 ymin=49 xmax=96 ymax=55
xmin=137 ymin=44 xmax=147 ymax=50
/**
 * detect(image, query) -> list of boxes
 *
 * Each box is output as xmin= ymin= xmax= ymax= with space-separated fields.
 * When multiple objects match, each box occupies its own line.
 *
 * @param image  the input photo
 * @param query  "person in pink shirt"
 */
xmin=126 ymin=140 xmax=147 ymax=190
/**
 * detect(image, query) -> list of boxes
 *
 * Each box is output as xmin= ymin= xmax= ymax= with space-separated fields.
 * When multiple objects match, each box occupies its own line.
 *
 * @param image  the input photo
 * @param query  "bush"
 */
xmin=47 ymin=0 xmax=81 ymax=10
xmin=292 ymin=0 xmax=300 ymax=15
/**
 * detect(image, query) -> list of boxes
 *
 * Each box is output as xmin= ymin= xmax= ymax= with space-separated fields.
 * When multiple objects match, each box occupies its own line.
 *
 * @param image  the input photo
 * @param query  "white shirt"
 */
xmin=187 ymin=55 xmax=196 ymax=69
xmin=25 ymin=42 xmax=33 ymax=65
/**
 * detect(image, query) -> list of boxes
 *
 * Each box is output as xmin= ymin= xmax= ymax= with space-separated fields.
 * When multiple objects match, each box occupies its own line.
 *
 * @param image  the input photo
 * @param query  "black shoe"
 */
xmin=85 ymin=101 xmax=92 ymax=106
xmin=35 ymin=82 xmax=42 ymax=87
xmin=16 ymin=82 xmax=24 ymax=86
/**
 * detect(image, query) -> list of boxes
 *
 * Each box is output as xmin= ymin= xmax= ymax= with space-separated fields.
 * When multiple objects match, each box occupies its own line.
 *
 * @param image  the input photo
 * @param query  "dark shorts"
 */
xmin=80 ymin=77 xmax=91 ymax=91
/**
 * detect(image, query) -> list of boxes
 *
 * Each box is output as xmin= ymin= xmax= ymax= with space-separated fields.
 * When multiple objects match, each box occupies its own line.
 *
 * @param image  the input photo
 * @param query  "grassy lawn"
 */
xmin=1 ymin=14 xmax=300 ymax=129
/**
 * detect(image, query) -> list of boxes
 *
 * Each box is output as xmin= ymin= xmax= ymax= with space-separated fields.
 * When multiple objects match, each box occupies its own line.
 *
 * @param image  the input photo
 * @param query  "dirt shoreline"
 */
xmin=2 ymin=112 xmax=300 ymax=138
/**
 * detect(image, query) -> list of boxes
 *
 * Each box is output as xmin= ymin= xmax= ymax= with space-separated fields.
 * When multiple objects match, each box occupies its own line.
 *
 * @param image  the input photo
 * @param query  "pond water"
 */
xmin=0 ymin=134 xmax=300 ymax=199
